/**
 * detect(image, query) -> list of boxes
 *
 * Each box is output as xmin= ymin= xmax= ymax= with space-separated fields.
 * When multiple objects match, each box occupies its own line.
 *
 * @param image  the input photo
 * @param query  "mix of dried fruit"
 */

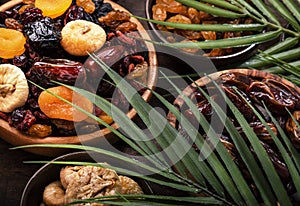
xmin=152 ymin=0 xmax=255 ymax=56
xmin=173 ymin=71 xmax=300 ymax=199
xmin=0 ymin=0 xmax=149 ymax=137
xmin=42 ymin=164 xmax=143 ymax=205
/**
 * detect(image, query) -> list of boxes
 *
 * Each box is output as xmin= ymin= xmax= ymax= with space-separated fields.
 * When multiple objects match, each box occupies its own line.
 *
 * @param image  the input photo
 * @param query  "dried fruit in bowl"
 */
xmin=60 ymin=19 xmax=107 ymax=56
xmin=38 ymin=86 xmax=93 ymax=122
xmin=0 ymin=64 xmax=29 ymax=113
xmin=35 ymin=0 xmax=72 ymax=18
xmin=42 ymin=164 xmax=143 ymax=205
xmin=0 ymin=28 xmax=26 ymax=59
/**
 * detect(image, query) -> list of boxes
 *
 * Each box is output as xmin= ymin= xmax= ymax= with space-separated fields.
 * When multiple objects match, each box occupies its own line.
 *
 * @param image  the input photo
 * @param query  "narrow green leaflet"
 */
xmin=239 ymin=47 xmax=300 ymax=68
xmin=200 ymin=0 xmax=242 ymax=12
xmin=267 ymin=0 xmax=300 ymax=31
xmin=133 ymin=15 xmax=264 ymax=32
xmin=282 ymin=0 xmax=300 ymax=24
xmin=152 ymin=74 xmax=245 ymax=205
xmin=197 ymin=83 xmax=277 ymax=206
xmin=142 ymin=30 xmax=281 ymax=49
xmin=175 ymin=0 xmax=246 ymax=18
xmin=88 ymin=54 xmax=218 ymax=190
xmin=212 ymin=82 xmax=292 ymax=206
xmin=250 ymin=0 xmax=280 ymax=25
xmin=235 ymin=89 xmax=300 ymax=197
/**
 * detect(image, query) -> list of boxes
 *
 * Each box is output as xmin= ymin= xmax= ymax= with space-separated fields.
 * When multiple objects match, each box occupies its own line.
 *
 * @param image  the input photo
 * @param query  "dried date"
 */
xmin=26 ymin=58 xmax=85 ymax=88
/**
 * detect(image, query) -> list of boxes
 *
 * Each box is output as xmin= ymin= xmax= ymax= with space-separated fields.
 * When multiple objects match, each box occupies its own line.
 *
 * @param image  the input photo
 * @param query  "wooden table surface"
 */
xmin=0 ymin=0 xmax=167 ymax=205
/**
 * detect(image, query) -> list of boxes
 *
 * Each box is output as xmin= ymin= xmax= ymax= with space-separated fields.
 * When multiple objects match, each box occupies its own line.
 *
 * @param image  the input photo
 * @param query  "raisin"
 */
xmin=19 ymin=7 xmax=43 ymax=25
xmin=5 ymin=18 xmax=23 ymax=31
xmin=12 ymin=54 xmax=30 ymax=71
xmin=63 ymin=5 xmax=85 ymax=25
xmin=23 ymin=17 xmax=62 ymax=56
xmin=9 ymin=109 xmax=36 ymax=131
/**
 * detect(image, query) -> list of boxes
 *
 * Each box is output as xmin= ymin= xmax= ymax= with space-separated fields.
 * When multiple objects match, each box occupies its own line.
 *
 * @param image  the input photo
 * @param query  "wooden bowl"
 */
xmin=167 ymin=68 xmax=300 ymax=127
xmin=0 ymin=0 xmax=158 ymax=156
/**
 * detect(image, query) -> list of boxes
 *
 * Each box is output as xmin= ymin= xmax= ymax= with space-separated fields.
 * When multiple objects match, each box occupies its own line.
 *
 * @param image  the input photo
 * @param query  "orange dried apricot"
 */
xmin=38 ymin=86 xmax=93 ymax=122
xmin=35 ymin=0 xmax=72 ymax=18
xmin=0 ymin=28 xmax=26 ymax=59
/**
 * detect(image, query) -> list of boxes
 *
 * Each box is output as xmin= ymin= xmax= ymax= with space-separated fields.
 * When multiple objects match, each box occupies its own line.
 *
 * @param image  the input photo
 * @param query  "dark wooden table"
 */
xmin=0 ymin=0 xmax=168 ymax=205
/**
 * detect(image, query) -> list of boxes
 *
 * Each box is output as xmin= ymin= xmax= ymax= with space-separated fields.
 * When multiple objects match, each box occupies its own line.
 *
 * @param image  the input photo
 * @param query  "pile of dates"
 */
xmin=175 ymin=71 xmax=300 ymax=200
xmin=0 ymin=0 xmax=149 ymax=137
xmin=152 ymin=0 xmax=255 ymax=56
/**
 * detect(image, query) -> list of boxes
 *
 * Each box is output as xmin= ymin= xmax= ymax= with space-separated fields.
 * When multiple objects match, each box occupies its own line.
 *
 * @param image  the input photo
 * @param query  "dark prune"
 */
xmin=9 ymin=109 xmax=36 ymax=131
xmin=23 ymin=17 xmax=62 ymax=55
xmin=93 ymin=2 xmax=112 ymax=18
xmin=19 ymin=7 xmax=43 ymax=25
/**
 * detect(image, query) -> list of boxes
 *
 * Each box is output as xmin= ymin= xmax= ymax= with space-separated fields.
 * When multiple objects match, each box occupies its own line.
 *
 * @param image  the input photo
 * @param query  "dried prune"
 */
xmin=93 ymin=2 xmax=112 ymax=19
xmin=23 ymin=17 xmax=62 ymax=56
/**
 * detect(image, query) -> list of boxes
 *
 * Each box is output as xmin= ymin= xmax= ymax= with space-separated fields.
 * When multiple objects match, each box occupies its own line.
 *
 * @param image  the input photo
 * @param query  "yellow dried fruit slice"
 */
xmin=35 ymin=0 xmax=72 ymax=18
xmin=0 ymin=28 xmax=26 ymax=59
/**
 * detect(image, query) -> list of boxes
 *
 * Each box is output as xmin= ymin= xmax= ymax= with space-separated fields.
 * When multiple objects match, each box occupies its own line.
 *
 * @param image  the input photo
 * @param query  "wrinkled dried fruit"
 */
xmin=76 ymin=0 xmax=95 ymax=13
xmin=0 ymin=28 xmax=26 ymax=59
xmin=28 ymin=124 xmax=52 ymax=138
xmin=35 ymin=0 xmax=72 ymax=18
xmin=26 ymin=58 xmax=84 ymax=88
xmin=38 ymin=86 xmax=93 ymax=122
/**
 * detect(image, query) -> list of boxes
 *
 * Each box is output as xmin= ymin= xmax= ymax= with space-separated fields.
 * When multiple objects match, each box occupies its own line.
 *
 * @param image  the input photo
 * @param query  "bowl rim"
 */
xmin=0 ymin=0 xmax=158 ymax=156
xmin=145 ymin=0 xmax=257 ymax=60
xmin=20 ymin=151 xmax=155 ymax=206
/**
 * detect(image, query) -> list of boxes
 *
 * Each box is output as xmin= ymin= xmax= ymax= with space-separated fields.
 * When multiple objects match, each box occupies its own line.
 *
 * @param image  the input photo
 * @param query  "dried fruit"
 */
xmin=0 ymin=28 xmax=26 ymax=59
xmin=76 ymin=0 xmax=95 ymax=14
xmin=19 ymin=7 xmax=43 ymax=25
xmin=0 ymin=64 xmax=29 ymax=113
xmin=38 ymin=86 xmax=93 ymax=122
xmin=26 ymin=58 xmax=84 ymax=88
xmin=23 ymin=17 xmax=62 ymax=56
xmin=28 ymin=124 xmax=52 ymax=137
xmin=35 ymin=0 xmax=72 ymax=18
xmin=60 ymin=19 xmax=106 ymax=56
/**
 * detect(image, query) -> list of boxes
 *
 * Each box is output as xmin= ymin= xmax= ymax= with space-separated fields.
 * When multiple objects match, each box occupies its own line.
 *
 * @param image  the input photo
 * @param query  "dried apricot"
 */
xmin=35 ymin=0 xmax=72 ymax=18
xmin=38 ymin=86 xmax=93 ymax=122
xmin=0 ymin=28 xmax=26 ymax=59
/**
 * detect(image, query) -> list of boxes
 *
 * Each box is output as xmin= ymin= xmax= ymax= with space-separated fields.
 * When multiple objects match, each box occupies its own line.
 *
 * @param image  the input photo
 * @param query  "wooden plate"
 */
xmin=0 ymin=0 xmax=158 ymax=156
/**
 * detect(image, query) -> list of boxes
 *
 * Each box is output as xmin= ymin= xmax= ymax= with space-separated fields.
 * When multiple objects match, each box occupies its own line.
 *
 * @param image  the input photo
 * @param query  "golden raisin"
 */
xmin=5 ymin=18 xmax=23 ymax=32
xmin=35 ymin=0 xmax=72 ymax=18
xmin=28 ymin=124 xmax=52 ymax=138
xmin=152 ymin=4 xmax=167 ymax=21
xmin=166 ymin=14 xmax=191 ymax=30
xmin=0 ymin=28 xmax=26 ymax=59
xmin=38 ymin=86 xmax=93 ymax=122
